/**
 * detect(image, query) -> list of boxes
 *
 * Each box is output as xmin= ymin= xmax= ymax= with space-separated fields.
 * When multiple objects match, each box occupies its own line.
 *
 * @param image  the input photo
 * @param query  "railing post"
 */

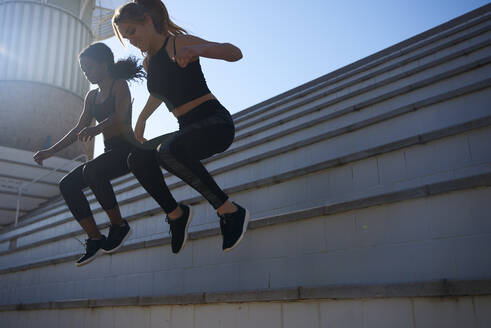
xmin=15 ymin=185 xmax=24 ymax=227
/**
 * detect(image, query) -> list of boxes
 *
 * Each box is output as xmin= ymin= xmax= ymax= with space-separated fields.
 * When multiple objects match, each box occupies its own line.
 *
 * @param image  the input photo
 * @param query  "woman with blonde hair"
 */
xmin=112 ymin=0 xmax=249 ymax=254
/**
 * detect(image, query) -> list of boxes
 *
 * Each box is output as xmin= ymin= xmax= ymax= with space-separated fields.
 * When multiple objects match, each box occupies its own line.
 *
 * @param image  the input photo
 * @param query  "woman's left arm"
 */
xmin=174 ymin=35 xmax=242 ymax=68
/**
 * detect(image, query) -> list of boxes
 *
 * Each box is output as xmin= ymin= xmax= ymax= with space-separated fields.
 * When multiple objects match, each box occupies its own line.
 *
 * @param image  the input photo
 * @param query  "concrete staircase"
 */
xmin=0 ymin=4 xmax=490 ymax=327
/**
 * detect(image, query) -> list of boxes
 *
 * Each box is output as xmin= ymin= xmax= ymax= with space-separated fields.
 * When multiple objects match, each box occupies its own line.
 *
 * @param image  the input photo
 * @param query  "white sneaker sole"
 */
xmin=75 ymin=248 xmax=103 ymax=267
xmin=224 ymin=208 xmax=250 ymax=252
xmin=103 ymin=228 xmax=132 ymax=254
xmin=175 ymin=205 xmax=194 ymax=254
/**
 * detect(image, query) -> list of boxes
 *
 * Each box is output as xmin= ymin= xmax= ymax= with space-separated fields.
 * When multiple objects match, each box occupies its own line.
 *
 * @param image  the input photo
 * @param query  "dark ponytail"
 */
xmin=110 ymin=56 xmax=146 ymax=82
xmin=112 ymin=0 xmax=187 ymax=45
xmin=79 ymin=42 xmax=145 ymax=82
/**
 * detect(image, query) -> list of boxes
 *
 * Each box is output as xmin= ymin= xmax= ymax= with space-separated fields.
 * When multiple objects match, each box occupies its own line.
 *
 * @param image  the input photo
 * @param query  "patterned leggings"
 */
xmin=127 ymin=100 xmax=235 ymax=213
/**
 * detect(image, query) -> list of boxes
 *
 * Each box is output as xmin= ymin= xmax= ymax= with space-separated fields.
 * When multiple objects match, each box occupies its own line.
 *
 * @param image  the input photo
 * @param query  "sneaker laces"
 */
xmin=165 ymin=216 xmax=174 ymax=235
xmin=219 ymin=213 xmax=232 ymax=232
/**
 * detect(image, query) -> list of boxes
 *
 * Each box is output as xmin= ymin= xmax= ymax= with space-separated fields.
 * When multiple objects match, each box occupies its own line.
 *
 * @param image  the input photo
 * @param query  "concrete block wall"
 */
xmin=0 ymin=4 xmax=490 ymax=323
xmin=5 ymin=184 xmax=491 ymax=305
xmin=0 ymin=295 xmax=490 ymax=328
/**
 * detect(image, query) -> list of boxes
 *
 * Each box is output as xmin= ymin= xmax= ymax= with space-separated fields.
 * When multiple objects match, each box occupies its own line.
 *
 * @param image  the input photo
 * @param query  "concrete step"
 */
xmin=0 ymin=281 xmax=490 ymax=328
xmin=234 ymin=42 xmax=491 ymax=146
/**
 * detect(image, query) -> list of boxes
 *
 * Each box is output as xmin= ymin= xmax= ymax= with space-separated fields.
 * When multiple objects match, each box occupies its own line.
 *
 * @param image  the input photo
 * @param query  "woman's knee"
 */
xmin=82 ymin=162 xmax=99 ymax=185
xmin=59 ymin=170 xmax=80 ymax=196
xmin=127 ymin=149 xmax=155 ymax=172
xmin=163 ymin=124 xmax=234 ymax=162
xmin=158 ymin=140 xmax=189 ymax=164
xmin=59 ymin=175 xmax=71 ymax=196
xmin=157 ymin=144 xmax=180 ymax=169
xmin=127 ymin=150 xmax=143 ymax=170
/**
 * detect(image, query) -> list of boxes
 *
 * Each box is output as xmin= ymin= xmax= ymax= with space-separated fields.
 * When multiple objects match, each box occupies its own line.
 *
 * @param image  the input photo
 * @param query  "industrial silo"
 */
xmin=0 ymin=0 xmax=95 ymax=159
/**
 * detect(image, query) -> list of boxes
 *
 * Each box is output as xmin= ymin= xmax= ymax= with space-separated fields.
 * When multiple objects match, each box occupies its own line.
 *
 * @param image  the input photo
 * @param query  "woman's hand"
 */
xmin=77 ymin=126 xmax=100 ymax=142
xmin=174 ymin=45 xmax=201 ymax=68
xmin=33 ymin=149 xmax=53 ymax=166
xmin=134 ymin=117 xmax=148 ymax=143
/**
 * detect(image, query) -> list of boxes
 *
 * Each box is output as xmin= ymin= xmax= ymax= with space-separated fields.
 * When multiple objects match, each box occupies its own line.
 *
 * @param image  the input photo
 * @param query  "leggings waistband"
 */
xmin=103 ymin=133 xmax=138 ymax=151
xmin=177 ymin=99 xmax=231 ymax=127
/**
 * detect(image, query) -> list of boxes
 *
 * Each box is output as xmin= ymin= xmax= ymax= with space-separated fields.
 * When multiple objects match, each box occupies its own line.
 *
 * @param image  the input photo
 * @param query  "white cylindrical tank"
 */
xmin=0 ymin=0 xmax=95 ymax=159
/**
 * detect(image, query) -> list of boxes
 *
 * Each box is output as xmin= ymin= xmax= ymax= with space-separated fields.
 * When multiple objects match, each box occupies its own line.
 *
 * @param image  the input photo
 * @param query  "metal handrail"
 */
xmin=14 ymin=154 xmax=88 ymax=226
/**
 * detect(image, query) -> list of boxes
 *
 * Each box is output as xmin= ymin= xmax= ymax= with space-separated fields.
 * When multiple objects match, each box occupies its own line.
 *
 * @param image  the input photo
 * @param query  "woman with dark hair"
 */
xmin=33 ymin=42 xmax=145 ymax=266
xmin=112 ymin=0 xmax=249 ymax=254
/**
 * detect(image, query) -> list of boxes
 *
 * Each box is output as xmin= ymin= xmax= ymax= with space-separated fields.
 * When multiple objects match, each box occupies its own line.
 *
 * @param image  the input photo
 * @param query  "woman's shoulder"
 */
xmin=112 ymin=79 xmax=129 ymax=89
xmin=112 ymin=79 xmax=130 ymax=97
xmin=85 ymin=89 xmax=97 ymax=103
xmin=175 ymin=34 xmax=205 ymax=45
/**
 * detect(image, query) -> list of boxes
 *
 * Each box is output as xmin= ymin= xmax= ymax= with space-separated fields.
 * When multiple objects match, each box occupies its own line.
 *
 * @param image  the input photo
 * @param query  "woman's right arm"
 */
xmin=134 ymin=94 xmax=162 ymax=142
xmin=33 ymin=91 xmax=94 ymax=165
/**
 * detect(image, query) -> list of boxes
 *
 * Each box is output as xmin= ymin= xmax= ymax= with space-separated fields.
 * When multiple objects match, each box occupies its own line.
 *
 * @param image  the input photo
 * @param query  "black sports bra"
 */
xmin=147 ymin=36 xmax=211 ymax=112
xmin=91 ymin=80 xmax=131 ymax=127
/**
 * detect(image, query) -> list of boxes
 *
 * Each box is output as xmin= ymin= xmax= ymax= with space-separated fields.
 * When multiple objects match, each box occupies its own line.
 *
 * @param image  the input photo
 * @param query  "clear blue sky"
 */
xmin=93 ymin=0 xmax=489 ymax=156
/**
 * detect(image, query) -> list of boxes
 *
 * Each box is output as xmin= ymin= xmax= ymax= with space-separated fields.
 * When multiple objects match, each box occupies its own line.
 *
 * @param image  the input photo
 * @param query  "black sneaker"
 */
xmin=102 ymin=220 xmax=131 ymax=254
xmin=75 ymin=236 xmax=106 ymax=266
xmin=166 ymin=204 xmax=193 ymax=254
xmin=218 ymin=202 xmax=250 ymax=252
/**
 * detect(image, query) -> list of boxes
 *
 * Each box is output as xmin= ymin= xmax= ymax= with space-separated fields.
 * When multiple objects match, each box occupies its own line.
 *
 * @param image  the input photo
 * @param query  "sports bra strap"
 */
xmin=109 ymin=79 xmax=117 ymax=94
xmin=173 ymin=35 xmax=177 ymax=58
xmin=163 ymin=35 xmax=170 ymax=50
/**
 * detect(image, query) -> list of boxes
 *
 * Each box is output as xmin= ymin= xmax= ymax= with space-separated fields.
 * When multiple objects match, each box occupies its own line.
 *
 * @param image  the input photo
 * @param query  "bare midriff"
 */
xmin=171 ymin=93 xmax=216 ymax=118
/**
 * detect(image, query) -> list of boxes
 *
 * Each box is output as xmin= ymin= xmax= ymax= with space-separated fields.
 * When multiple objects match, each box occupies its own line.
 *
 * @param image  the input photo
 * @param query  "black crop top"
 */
xmin=147 ymin=36 xmax=211 ymax=112
xmin=91 ymin=80 xmax=131 ymax=127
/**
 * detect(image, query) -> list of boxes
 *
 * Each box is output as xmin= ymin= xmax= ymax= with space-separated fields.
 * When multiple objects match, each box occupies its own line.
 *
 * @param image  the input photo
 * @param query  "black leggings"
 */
xmin=59 ymin=137 xmax=135 ymax=222
xmin=127 ymin=100 xmax=235 ymax=213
